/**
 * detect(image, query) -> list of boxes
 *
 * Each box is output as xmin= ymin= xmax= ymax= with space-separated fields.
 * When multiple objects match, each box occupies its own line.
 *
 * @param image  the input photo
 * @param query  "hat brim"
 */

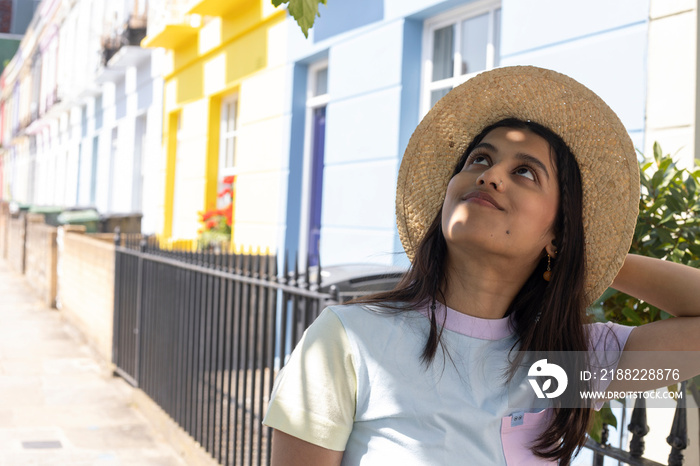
xmin=396 ymin=66 xmax=639 ymax=306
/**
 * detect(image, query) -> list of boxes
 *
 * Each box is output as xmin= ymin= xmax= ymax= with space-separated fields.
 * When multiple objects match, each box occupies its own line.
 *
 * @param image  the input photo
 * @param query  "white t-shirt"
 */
xmin=263 ymin=302 xmax=633 ymax=465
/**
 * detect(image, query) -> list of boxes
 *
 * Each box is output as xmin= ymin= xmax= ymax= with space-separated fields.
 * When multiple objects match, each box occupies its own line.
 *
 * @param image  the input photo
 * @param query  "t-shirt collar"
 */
xmin=419 ymin=301 xmax=515 ymax=340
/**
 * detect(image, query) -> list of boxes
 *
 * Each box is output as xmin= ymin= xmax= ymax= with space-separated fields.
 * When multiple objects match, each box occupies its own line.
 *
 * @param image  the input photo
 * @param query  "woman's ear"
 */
xmin=545 ymin=240 xmax=557 ymax=258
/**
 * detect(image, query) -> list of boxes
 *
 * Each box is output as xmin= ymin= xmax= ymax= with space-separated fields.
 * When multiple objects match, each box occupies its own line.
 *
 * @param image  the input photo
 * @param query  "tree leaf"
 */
xmin=649 ymin=307 xmax=659 ymax=321
xmin=601 ymin=403 xmax=618 ymax=429
xmin=588 ymin=411 xmax=604 ymax=443
xmin=648 ymin=198 xmax=665 ymax=214
xmin=588 ymin=404 xmax=618 ymax=443
xmin=655 ymin=228 xmax=674 ymax=246
xmin=650 ymin=169 xmax=664 ymax=191
xmin=284 ymin=0 xmax=327 ymax=38
xmin=622 ymin=307 xmax=644 ymax=326
xmin=653 ymin=142 xmax=662 ymax=164
xmin=689 ymin=243 xmax=700 ymax=256
xmin=659 ymin=212 xmax=675 ymax=225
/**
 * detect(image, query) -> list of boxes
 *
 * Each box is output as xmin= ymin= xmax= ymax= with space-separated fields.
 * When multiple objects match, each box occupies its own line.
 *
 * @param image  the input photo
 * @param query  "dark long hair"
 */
xmin=353 ymin=118 xmax=589 ymax=464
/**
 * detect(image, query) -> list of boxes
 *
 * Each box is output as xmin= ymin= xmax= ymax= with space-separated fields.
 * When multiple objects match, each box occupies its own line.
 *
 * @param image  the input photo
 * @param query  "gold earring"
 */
xmin=543 ymin=254 xmax=552 ymax=282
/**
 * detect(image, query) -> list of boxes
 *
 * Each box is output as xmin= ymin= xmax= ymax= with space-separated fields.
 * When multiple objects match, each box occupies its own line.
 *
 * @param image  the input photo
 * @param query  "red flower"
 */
xmin=222 ymin=203 xmax=233 ymax=226
xmin=223 ymin=175 xmax=236 ymax=184
xmin=206 ymin=219 xmax=218 ymax=229
xmin=201 ymin=210 xmax=216 ymax=221
xmin=218 ymin=187 xmax=232 ymax=198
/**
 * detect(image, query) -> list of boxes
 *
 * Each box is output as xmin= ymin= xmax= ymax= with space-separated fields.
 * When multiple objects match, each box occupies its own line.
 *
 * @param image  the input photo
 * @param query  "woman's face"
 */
xmin=441 ymin=126 xmax=560 ymax=265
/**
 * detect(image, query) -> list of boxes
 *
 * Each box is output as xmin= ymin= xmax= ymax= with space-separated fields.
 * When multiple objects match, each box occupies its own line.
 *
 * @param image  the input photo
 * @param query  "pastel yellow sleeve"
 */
xmin=262 ymin=307 xmax=356 ymax=451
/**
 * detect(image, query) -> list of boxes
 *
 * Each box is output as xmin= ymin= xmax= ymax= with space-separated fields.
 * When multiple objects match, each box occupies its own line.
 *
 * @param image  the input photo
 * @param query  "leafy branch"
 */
xmin=272 ymin=0 xmax=327 ymax=38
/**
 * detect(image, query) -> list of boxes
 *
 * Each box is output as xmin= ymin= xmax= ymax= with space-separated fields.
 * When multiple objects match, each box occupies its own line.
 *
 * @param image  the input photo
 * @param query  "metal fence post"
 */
xmin=592 ymin=423 xmax=609 ymax=466
xmin=628 ymin=397 xmax=649 ymax=457
xmin=133 ymin=235 xmax=147 ymax=387
xmin=667 ymin=381 xmax=688 ymax=466
xmin=112 ymin=227 xmax=122 ymax=370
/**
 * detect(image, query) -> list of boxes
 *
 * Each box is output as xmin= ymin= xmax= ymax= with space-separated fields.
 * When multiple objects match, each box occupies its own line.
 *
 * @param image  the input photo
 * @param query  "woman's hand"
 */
xmin=271 ymin=430 xmax=343 ymax=466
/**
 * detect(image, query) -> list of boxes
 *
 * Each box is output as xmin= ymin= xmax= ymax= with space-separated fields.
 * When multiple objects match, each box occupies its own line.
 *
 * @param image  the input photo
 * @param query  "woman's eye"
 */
xmin=515 ymin=167 xmax=535 ymax=181
xmin=469 ymin=155 xmax=489 ymax=166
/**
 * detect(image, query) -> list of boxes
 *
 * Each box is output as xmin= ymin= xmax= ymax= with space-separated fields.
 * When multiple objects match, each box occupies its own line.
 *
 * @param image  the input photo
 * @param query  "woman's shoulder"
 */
xmin=323 ymin=301 xmax=426 ymax=339
xmin=326 ymin=300 xmax=421 ymax=321
xmin=301 ymin=303 xmax=399 ymax=343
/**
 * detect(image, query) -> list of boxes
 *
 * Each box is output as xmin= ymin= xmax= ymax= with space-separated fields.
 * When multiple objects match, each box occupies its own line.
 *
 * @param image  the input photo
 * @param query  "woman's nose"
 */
xmin=476 ymin=166 xmax=505 ymax=192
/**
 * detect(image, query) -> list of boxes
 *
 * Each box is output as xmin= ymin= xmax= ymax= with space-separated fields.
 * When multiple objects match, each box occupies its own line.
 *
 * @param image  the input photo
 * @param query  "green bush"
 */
xmin=591 ymin=142 xmax=700 ymax=326
xmin=588 ymin=142 xmax=700 ymax=442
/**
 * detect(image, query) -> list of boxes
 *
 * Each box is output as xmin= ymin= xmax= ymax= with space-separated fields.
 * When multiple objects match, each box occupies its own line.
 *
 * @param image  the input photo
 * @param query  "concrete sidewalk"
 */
xmin=0 ymin=260 xmax=187 ymax=466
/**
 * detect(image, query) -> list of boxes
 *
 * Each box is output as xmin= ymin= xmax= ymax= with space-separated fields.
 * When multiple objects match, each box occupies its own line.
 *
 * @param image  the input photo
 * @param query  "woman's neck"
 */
xmin=441 ymin=249 xmax=537 ymax=319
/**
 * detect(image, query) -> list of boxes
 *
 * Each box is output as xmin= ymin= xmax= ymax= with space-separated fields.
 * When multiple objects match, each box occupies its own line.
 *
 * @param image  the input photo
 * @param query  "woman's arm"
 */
xmin=605 ymin=254 xmax=700 ymax=393
xmin=611 ymin=253 xmax=700 ymax=318
xmin=271 ymin=430 xmax=343 ymax=466
xmin=263 ymin=309 xmax=356 ymax=463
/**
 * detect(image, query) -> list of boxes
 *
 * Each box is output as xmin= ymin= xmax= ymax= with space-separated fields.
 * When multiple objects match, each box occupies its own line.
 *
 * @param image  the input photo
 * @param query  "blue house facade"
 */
xmin=279 ymin=0 xmax=649 ymax=269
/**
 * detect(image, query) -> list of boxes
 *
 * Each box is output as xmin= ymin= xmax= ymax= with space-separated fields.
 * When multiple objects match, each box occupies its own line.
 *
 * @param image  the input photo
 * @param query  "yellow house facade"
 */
xmin=143 ymin=0 xmax=288 ymax=250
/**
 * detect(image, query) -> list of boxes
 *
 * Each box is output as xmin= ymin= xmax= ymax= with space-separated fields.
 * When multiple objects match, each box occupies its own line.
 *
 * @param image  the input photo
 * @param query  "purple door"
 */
xmin=308 ymin=106 xmax=326 ymax=266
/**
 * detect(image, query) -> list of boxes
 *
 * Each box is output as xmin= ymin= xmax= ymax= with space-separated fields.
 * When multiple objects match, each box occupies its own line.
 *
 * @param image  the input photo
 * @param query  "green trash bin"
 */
xmin=28 ymin=206 xmax=64 ymax=226
xmin=57 ymin=209 xmax=101 ymax=233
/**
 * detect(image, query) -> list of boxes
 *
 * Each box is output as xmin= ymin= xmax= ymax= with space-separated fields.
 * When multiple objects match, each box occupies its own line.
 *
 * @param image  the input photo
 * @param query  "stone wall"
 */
xmin=0 ymin=201 xmax=8 ymax=259
xmin=25 ymin=213 xmax=58 ymax=307
xmin=58 ymin=227 xmax=115 ymax=363
xmin=7 ymin=212 xmax=25 ymax=273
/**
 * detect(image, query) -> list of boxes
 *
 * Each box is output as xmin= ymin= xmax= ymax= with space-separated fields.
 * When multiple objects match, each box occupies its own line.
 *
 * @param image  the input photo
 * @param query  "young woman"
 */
xmin=263 ymin=66 xmax=700 ymax=465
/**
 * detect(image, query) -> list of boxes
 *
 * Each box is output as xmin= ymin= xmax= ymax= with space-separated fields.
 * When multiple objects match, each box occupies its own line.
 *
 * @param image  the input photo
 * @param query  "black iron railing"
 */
xmin=113 ymin=231 xmax=336 ymax=466
xmin=584 ymin=382 xmax=689 ymax=465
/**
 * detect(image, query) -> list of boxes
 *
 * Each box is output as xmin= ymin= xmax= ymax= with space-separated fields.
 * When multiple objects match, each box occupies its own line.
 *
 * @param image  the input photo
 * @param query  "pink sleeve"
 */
xmin=588 ymin=322 xmax=635 ymax=410
xmin=589 ymin=321 xmax=634 ymax=353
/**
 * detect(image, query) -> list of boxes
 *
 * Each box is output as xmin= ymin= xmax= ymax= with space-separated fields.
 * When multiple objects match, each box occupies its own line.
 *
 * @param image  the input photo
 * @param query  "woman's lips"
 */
xmin=461 ymin=191 xmax=504 ymax=210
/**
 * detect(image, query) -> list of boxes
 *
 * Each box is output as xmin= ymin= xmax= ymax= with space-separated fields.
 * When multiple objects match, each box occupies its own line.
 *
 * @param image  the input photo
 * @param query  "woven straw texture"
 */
xmin=396 ymin=66 xmax=639 ymax=306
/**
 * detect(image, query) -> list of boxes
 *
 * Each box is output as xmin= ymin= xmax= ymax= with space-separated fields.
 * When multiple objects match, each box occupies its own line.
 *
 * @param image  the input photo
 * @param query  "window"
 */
xmin=217 ymin=94 xmax=239 ymax=212
xmin=219 ymin=94 xmax=239 ymax=177
xmin=90 ymin=135 xmax=98 ymax=205
xmin=300 ymin=61 xmax=328 ymax=267
xmin=132 ymin=114 xmax=147 ymax=212
xmin=107 ymin=127 xmax=118 ymax=212
xmin=422 ymin=1 xmax=501 ymax=115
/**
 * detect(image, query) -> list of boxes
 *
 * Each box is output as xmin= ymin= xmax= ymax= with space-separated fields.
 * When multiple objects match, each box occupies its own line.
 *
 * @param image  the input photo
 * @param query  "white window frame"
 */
xmin=107 ymin=126 xmax=118 ymax=213
xmin=219 ymin=93 xmax=239 ymax=179
xmin=132 ymin=112 xmax=147 ymax=213
xmin=420 ymin=0 xmax=501 ymax=116
xmin=298 ymin=59 xmax=329 ymax=267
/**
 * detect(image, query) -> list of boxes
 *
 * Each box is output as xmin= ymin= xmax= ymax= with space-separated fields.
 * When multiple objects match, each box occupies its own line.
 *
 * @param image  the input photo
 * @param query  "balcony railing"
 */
xmin=142 ymin=0 xmax=198 ymax=48
xmin=101 ymin=15 xmax=149 ymax=66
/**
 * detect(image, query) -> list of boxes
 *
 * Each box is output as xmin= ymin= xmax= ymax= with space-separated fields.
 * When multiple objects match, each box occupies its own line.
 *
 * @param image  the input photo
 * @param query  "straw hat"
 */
xmin=396 ymin=66 xmax=639 ymax=305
